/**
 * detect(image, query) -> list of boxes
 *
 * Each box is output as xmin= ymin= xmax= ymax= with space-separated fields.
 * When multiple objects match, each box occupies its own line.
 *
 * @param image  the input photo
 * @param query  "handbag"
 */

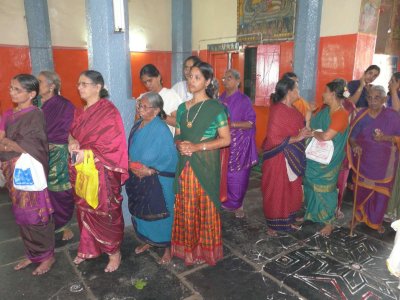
xmin=74 ymin=150 xmax=99 ymax=209
xmin=305 ymin=130 xmax=334 ymax=165
xmin=13 ymin=153 xmax=47 ymax=191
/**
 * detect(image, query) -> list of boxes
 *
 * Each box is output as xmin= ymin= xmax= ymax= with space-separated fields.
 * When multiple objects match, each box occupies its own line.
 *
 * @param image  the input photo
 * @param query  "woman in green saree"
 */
xmin=304 ymin=79 xmax=350 ymax=236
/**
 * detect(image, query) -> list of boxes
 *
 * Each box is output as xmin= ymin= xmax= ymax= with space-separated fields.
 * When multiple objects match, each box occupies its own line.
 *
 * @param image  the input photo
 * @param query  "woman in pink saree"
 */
xmin=69 ymin=70 xmax=128 ymax=272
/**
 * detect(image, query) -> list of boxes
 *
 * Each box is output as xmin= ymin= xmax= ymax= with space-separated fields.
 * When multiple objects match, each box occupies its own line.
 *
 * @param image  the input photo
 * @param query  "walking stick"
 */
xmin=350 ymin=153 xmax=361 ymax=237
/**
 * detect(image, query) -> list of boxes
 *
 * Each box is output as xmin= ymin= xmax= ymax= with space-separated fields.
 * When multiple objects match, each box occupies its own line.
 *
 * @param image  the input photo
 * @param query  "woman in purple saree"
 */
xmin=0 ymin=74 xmax=54 ymax=275
xmin=38 ymin=70 xmax=75 ymax=241
xmin=220 ymin=69 xmax=258 ymax=218
xmin=349 ymin=85 xmax=400 ymax=233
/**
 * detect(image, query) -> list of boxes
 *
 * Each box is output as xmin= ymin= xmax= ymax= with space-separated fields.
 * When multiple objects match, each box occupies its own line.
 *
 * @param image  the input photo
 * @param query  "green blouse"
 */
xmin=176 ymin=101 xmax=228 ymax=138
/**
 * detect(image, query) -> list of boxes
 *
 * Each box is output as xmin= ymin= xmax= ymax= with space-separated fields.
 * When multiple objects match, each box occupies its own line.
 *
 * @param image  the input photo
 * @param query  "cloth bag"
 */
xmin=74 ymin=150 xmax=99 ymax=209
xmin=387 ymin=219 xmax=400 ymax=277
xmin=305 ymin=130 xmax=334 ymax=165
xmin=13 ymin=153 xmax=47 ymax=191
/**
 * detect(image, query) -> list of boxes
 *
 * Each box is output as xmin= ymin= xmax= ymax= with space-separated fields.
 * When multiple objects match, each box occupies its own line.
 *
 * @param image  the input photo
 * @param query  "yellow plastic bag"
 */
xmin=75 ymin=150 xmax=99 ymax=209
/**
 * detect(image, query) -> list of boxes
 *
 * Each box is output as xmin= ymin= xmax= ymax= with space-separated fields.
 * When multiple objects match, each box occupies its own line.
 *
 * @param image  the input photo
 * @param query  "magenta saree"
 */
xmin=69 ymin=99 xmax=128 ymax=258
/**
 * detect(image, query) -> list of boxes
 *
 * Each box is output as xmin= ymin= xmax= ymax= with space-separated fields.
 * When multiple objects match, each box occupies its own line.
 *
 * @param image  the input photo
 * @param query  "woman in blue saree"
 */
xmin=304 ymin=79 xmax=349 ymax=236
xmin=126 ymin=92 xmax=177 ymax=264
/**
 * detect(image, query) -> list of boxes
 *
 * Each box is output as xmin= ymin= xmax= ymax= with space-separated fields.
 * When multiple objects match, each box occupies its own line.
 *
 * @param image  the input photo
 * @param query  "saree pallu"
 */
xmin=387 ymin=161 xmax=400 ymax=219
xmin=220 ymin=91 xmax=258 ymax=210
xmin=348 ymin=108 xmax=400 ymax=229
xmin=48 ymin=143 xmax=74 ymax=231
xmin=304 ymin=107 xmax=349 ymax=225
xmin=127 ymin=117 xmax=177 ymax=247
xmin=171 ymin=163 xmax=223 ymax=265
xmin=262 ymin=103 xmax=305 ymax=231
xmin=69 ymin=99 xmax=128 ymax=258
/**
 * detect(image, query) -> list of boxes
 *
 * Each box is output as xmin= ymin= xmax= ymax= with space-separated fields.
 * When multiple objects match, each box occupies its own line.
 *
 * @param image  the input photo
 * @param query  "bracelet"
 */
xmin=202 ymin=143 xmax=206 ymax=151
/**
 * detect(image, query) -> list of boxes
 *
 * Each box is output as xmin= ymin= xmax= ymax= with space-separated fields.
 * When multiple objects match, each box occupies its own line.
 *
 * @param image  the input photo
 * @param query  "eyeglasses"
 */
xmin=138 ymin=104 xmax=155 ymax=110
xmin=76 ymin=82 xmax=96 ymax=88
xmin=9 ymin=86 xmax=27 ymax=94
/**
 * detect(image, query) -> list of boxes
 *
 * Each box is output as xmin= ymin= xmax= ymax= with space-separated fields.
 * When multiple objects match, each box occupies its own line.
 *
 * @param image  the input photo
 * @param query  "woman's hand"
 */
xmin=177 ymin=141 xmax=197 ymax=156
xmin=71 ymin=150 xmax=84 ymax=165
xmin=68 ymin=140 xmax=80 ymax=154
xmin=131 ymin=165 xmax=154 ymax=179
xmin=1 ymin=138 xmax=20 ymax=152
xmin=352 ymin=144 xmax=362 ymax=157
xmin=389 ymin=79 xmax=400 ymax=95
xmin=299 ymin=127 xmax=313 ymax=139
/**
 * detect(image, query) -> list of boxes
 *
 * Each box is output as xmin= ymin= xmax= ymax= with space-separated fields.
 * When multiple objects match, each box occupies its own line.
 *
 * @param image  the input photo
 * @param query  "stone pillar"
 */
xmin=171 ymin=0 xmax=192 ymax=85
xmin=293 ymin=0 xmax=323 ymax=101
xmin=85 ymin=0 xmax=134 ymax=223
xmin=24 ymin=0 xmax=54 ymax=74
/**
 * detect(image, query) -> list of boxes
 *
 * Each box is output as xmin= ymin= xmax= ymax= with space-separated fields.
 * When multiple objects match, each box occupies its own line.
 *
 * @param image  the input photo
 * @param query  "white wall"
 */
xmin=192 ymin=0 xmax=237 ymax=50
xmin=0 ymin=0 xmax=29 ymax=45
xmin=320 ymin=0 xmax=362 ymax=37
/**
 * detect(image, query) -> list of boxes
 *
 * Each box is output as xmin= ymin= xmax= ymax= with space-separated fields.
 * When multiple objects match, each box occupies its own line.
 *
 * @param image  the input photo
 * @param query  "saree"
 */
xmin=69 ymin=99 xmax=128 ymax=258
xmin=41 ymin=95 xmax=75 ymax=231
xmin=348 ymin=108 xmax=400 ymax=229
xmin=304 ymin=107 xmax=349 ymax=225
xmin=0 ymin=107 xmax=54 ymax=263
xmin=262 ymin=103 xmax=305 ymax=231
xmin=171 ymin=99 xmax=227 ymax=266
xmin=220 ymin=91 xmax=258 ymax=210
xmin=127 ymin=117 xmax=177 ymax=247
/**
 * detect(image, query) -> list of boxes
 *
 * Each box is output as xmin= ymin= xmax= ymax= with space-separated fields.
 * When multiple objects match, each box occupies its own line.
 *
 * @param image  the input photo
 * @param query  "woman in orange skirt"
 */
xmin=171 ymin=62 xmax=230 ymax=266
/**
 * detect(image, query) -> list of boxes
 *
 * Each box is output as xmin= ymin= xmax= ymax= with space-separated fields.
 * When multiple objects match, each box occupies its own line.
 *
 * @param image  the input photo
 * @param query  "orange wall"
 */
xmin=0 ymin=45 xmax=31 ymax=113
xmin=53 ymin=47 xmax=88 ymax=108
xmin=131 ymin=51 xmax=172 ymax=97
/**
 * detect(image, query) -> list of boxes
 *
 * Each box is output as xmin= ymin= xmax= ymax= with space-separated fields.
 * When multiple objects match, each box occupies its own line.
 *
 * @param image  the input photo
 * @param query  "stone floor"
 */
xmin=1 ymin=172 xmax=400 ymax=299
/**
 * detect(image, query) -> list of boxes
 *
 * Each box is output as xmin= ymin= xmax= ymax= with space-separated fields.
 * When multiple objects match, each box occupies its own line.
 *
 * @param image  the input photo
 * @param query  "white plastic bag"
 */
xmin=305 ymin=129 xmax=334 ymax=165
xmin=13 ymin=153 xmax=47 ymax=191
xmin=387 ymin=220 xmax=400 ymax=277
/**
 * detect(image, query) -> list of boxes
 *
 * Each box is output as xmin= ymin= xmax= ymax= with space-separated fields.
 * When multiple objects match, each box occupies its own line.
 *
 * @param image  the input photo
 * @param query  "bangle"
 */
xmin=202 ymin=143 xmax=206 ymax=151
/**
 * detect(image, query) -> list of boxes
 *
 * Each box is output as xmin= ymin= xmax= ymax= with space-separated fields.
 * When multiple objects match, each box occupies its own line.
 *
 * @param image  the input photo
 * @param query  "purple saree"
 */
xmin=220 ymin=91 xmax=258 ymax=210
xmin=0 ymin=107 xmax=54 ymax=263
xmin=41 ymin=95 xmax=75 ymax=231
xmin=349 ymin=107 xmax=400 ymax=229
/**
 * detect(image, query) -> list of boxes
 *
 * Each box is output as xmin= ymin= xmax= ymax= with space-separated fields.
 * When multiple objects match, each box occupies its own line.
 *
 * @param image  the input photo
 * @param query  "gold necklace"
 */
xmin=186 ymin=100 xmax=206 ymax=128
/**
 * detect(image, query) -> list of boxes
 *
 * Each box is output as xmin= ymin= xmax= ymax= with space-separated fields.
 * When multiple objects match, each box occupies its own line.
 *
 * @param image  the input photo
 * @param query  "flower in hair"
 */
xmin=343 ymin=87 xmax=350 ymax=98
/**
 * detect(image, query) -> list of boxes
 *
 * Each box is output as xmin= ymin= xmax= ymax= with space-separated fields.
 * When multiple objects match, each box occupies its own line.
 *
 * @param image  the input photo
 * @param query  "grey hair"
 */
xmin=39 ymin=70 xmax=61 ymax=95
xmin=138 ymin=92 xmax=167 ymax=120
xmin=226 ymin=68 xmax=240 ymax=80
xmin=370 ymin=85 xmax=386 ymax=98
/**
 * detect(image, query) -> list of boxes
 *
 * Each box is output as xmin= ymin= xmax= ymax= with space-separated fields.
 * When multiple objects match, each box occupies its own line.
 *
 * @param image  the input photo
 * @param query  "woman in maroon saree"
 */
xmin=0 ymin=74 xmax=54 ymax=275
xmin=262 ymin=78 xmax=310 ymax=236
xmin=349 ymin=85 xmax=400 ymax=233
xmin=69 ymin=70 xmax=128 ymax=272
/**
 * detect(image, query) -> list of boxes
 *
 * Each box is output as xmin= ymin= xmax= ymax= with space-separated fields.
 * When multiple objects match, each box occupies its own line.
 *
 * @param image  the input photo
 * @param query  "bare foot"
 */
xmin=266 ymin=228 xmax=278 ymax=237
xmin=62 ymin=228 xmax=74 ymax=241
xmin=319 ymin=224 xmax=333 ymax=237
xmin=104 ymin=251 xmax=121 ymax=273
xmin=336 ymin=209 xmax=344 ymax=219
xmin=158 ymin=248 xmax=171 ymax=265
xmin=73 ymin=256 xmax=86 ymax=265
xmin=32 ymin=256 xmax=55 ymax=275
xmin=234 ymin=207 xmax=245 ymax=219
xmin=378 ymin=225 xmax=385 ymax=234
xmin=135 ymin=244 xmax=151 ymax=255
xmin=295 ymin=217 xmax=304 ymax=222
xmin=14 ymin=258 xmax=32 ymax=271
xmin=194 ymin=259 xmax=205 ymax=265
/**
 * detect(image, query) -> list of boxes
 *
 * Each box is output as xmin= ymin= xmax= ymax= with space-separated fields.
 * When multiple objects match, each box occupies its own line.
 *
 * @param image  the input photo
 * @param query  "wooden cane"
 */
xmin=350 ymin=153 xmax=361 ymax=237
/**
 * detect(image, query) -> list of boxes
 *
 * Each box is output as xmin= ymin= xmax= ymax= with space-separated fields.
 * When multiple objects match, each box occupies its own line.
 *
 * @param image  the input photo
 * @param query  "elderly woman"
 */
xmin=126 ymin=92 xmax=177 ymax=264
xmin=304 ymin=79 xmax=349 ymax=236
xmin=37 ymin=70 xmax=75 ymax=241
xmin=349 ymin=85 xmax=400 ymax=233
xmin=348 ymin=65 xmax=380 ymax=108
xmin=262 ymin=77 xmax=310 ymax=236
xmin=0 ymin=74 xmax=54 ymax=275
xmin=68 ymin=70 xmax=128 ymax=272
xmin=172 ymin=55 xmax=202 ymax=102
xmin=140 ymin=64 xmax=182 ymax=134
xmin=220 ymin=69 xmax=258 ymax=218
xmin=172 ymin=62 xmax=230 ymax=266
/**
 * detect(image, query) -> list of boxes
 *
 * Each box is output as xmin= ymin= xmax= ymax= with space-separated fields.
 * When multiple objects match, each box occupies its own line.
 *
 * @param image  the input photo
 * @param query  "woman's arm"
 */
xmin=389 ymin=80 xmax=400 ymax=112
xmin=0 ymin=138 xmax=26 ymax=153
xmin=165 ymin=111 xmax=177 ymax=127
xmin=312 ymin=128 xmax=338 ymax=141
xmin=231 ymin=121 xmax=253 ymax=129
xmin=289 ymin=127 xmax=312 ymax=144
